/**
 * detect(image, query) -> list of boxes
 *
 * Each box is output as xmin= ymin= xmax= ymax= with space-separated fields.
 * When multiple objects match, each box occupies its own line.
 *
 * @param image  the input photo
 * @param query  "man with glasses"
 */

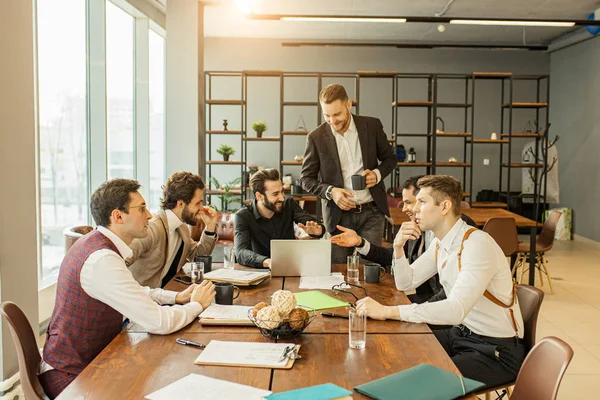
xmin=39 ymin=179 xmax=216 ymax=398
xmin=127 ymin=172 xmax=218 ymax=288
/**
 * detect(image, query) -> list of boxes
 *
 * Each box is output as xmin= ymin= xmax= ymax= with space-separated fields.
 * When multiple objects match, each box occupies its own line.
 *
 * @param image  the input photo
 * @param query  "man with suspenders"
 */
xmin=356 ymin=175 xmax=526 ymax=388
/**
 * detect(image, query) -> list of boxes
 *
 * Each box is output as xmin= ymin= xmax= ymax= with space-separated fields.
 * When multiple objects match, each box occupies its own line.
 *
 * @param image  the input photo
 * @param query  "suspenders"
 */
xmin=435 ymin=228 xmax=519 ymax=337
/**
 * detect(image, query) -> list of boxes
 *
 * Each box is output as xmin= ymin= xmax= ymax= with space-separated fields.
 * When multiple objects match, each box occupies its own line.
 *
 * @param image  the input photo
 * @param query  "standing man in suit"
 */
xmin=127 ymin=172 xmax=218 ymax=288
xmin=301 ymin=84 xmax=397 ymax=263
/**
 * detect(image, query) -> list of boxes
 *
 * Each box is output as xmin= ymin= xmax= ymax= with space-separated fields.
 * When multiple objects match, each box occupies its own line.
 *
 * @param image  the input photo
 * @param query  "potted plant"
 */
xmin=252 ymin=121 xmax=267 ymax=138
xmin=209 ymin=177 xmax=242 ymax=212
xmin=216 ymin=144 xmax=235 ymax=161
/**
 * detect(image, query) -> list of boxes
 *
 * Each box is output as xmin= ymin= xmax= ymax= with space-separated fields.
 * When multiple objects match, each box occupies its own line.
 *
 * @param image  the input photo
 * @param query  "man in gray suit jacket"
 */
xmin=127 ymin=172 xmax=218 ymax=288
xmin=301 ymin=84 xmax=397 ymax=263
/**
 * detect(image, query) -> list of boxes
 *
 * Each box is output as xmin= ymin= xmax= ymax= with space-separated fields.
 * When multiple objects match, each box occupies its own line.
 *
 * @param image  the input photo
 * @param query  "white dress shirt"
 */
xmin=163 ymin=209 xmax=184 ymax=280
xmin=392 ymin=219 xmax=524 ymax=339
xmin=40 ymin=226 xmax=202 ymax=374
xmin=329 ymin=115 xmax=381 ymax=205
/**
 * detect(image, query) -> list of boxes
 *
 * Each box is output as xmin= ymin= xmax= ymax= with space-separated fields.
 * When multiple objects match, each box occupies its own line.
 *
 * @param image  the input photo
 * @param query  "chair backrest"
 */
xmin=517 ymin=284 xmax=545 ymax=351
xmin=63 ymin=225 xmax=93 ymax=253
xmin=460 ymin=201 xmax=471 ymax=209
xmin=0 ymin=302 xmax=49 ymax=400
xmin=510 ymin=336 xmax=573 ymax=400
xmin=216 ymin=212 xmax=235 ymax=242
xmin=483 ymin=217 xmax=519 ymax=256
xmin=387 ymin=196 xmax=401 ymax=209
xmin=538 ymin=210 xmax=562 ymax=251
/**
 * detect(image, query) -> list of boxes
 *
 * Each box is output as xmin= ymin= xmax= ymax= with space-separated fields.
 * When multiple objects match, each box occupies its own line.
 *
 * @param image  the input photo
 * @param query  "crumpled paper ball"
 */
xmin=288 ymin=307 xmax=309 ymax=330
xmin=256 ymin=306 xmax=282 ymax=330
xmin=271 ymin=290 xmax=297 ymax=318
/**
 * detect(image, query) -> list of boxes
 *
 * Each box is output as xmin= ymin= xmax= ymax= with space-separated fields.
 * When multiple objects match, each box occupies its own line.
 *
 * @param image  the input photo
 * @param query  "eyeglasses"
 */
xmin=331 ymin=282 xmax=367 ymax=307
xmin=127 ymin=204 xmax=147 ymax=214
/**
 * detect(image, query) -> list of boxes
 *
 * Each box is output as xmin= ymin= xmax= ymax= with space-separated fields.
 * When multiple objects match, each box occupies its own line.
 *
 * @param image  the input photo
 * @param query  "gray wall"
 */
xmin=550 ymin=37 xmax=600 ymax=241
xmin=203 ymin=38 xmax=550 ymax=204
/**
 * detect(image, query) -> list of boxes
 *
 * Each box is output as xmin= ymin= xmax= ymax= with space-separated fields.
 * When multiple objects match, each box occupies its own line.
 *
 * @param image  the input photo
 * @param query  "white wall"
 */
xmin=203 ymin=38 xmax=550 ymax=199
xmin=0 ymin=0 xmax=41 ymax=379
xmin=550 ymin=36 xmax=600 ymax=241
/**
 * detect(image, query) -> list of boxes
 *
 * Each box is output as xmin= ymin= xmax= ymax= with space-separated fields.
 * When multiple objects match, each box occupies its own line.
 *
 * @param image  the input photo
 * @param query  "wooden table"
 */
xmin=389 ymin=207 xmax=540 ymax=285
xmin=58 ymin=265 xmax=476 ymax=399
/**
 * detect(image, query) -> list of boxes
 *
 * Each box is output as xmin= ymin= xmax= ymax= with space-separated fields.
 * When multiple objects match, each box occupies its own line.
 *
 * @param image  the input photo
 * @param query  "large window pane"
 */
xmin=36 ymin=0 xmax=88 ymax=284
xmin=148 ymin=30 xmax=165 ymax=211
xmin=106 ymin=1 xmax=135 ymax=179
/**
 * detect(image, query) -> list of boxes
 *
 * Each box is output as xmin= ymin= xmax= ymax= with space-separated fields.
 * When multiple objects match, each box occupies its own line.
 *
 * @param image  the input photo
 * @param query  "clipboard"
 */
xmin=193 ymin=341 xmax=301 ymax=369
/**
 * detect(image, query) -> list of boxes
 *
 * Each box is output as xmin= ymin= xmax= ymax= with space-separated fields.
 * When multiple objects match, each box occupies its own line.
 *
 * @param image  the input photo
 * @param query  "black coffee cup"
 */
xmin=364 ymin=263 xmax=386 ymax=284
xmin=194 ymin=255 xmax=212 ymax=273
xmin=351 ymin=174 xmax=366 ymax=190
xmin=214 ymin=282 xmax=240 ymax=305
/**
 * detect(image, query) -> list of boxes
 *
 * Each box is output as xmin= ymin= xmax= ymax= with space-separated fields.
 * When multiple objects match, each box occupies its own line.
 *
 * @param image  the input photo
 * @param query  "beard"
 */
xmin=263 ymin=196 xmax=283 ymax=213
xmin=330 ymin=110 xmax=351 ymax=134
xmin=181 ymin=204 xmax=199 ymax=225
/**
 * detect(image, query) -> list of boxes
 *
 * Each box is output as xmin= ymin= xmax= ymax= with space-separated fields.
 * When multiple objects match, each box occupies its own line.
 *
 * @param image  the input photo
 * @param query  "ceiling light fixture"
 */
xmin=449 ymin=19 xmax=575 ymax=27
xmin=281 ymin=16 xmax=406 ymax=23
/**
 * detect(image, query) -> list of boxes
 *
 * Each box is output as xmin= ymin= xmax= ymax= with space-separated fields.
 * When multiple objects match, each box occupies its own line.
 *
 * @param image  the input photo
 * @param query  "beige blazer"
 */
xmin=127 ymin=209 xmax=217 ymax=288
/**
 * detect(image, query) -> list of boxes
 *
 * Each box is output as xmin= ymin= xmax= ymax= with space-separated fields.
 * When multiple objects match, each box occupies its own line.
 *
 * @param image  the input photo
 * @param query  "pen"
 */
xmin=176 ymin=338 xmax=206 ymax=349
xmin=321 ymin=312 xmax=349 ymax=319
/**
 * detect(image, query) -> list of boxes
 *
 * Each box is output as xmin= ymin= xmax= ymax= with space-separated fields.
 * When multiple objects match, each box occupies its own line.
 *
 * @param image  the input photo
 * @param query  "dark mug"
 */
xmin=194 ymin=255 xmax=212 ymax=273
xmin=351 ymin=174 xmax=366 ymax=190
xmin=214 ymin=282 xmax=240 ymax=305
xmin=364 ymin=263 xmax=386 ymax=284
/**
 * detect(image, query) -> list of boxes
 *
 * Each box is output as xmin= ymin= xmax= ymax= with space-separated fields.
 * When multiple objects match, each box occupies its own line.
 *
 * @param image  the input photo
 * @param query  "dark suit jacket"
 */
xmin=301 ymin=114 xmax=397 ymax=233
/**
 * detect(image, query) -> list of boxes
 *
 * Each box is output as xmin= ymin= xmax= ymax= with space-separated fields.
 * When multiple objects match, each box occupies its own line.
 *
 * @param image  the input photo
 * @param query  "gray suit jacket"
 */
xmin=301 ymin=114 xmax=397 ymax=233
xmin=126 ymin=209 xmax=217 ymax=288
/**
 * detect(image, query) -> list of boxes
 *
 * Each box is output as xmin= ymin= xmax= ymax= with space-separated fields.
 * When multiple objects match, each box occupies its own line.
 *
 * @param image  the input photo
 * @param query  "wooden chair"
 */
xmin=476 ymin=285 xmax=545 ymax=400
xmin=0 ymin=302 xmax=49 ymax=400
xmin=510 ymin=337 xmax=573 ymax=400
xmin=513 ymin=210 xmax=562 ymax=294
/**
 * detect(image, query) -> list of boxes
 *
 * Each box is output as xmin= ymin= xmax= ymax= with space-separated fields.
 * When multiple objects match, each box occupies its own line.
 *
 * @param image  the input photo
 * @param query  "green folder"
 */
xmin=265 ymin=383 xmax=352 ymax=399
xmin=354 ymin=364 xmax=485 ymax=400
xmin=294 ymin=291 xmax=349 ymax=311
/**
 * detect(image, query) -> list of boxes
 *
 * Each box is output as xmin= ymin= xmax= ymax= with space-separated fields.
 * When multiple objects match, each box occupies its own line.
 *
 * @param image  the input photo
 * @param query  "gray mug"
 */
xmin=351 ymin=174 xmax=366 ymax=190
xmin=194 ymin=255 xmax=212 ymax=273
xmin=364 ymin=263 xmax=386 ymax=284
xmin=215 ymin=282 xmax=240 ymax=305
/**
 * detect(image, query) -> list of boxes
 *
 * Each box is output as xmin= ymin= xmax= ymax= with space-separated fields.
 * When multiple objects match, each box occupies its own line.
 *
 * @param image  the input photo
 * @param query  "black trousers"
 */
xmin=433 ymin=325 xmax=527 ymax=389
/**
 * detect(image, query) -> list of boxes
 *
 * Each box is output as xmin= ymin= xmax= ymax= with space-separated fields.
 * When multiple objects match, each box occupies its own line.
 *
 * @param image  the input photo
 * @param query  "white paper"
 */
xmin=299 ymin=273 xmax=345 ymax=289
xmin=204 ymin=269 xmax=271 ymax=283
xmin=145 ymin=373 xmax=271 ymax=400
xmin=199 ymin=304 xmax=253 ymax=321
xmin=195 ymin=341 xmax=295 ymax=368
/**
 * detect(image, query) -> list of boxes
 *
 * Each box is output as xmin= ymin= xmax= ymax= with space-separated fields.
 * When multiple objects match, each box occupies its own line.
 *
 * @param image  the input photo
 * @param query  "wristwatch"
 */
xmin=325 ymin=185 xmax=333 ymax=200
xmin=358 ymin=237 xmax=366 ymax=248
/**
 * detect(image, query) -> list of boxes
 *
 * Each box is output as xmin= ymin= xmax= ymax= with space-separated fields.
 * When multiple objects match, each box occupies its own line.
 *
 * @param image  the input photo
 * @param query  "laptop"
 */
xmin=270 ymin=239 xmax=331 ymax=277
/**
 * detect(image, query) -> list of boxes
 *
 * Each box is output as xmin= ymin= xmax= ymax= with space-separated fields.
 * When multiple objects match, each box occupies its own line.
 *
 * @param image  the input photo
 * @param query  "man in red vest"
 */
xmin=39 ymin=179 xmax=216 ymax=398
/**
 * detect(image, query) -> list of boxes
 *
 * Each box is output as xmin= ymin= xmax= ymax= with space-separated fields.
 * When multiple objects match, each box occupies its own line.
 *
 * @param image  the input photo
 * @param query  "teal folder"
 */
xmin=354 ymin=364 xmax=485 ymax=400
xmin=265 ymin=383 xmax=352 ymax=400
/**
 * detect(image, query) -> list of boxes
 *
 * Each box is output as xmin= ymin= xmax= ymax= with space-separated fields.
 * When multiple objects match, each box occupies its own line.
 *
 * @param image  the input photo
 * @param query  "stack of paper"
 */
xmin=199 ymin=304 xmax=254 ymax=326
xmin=299 ymin=273 xmax=345 ymax=290
xmin=194 ymin=341 xmax=300 ymax=369
xmin=203 ymin=269 xmax=271 ymax=286
xmin=145 ymin=373 xmax=271 ymax=400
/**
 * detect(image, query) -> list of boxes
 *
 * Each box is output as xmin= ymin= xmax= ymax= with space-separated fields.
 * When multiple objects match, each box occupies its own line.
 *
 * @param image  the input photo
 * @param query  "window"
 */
xmin=148 ymin=29 xmax=166 ymax=211
xmin=106 ymin=1 xmax=136 ymax=179
xmin=36 ymin=0 xmax=89 ymax=284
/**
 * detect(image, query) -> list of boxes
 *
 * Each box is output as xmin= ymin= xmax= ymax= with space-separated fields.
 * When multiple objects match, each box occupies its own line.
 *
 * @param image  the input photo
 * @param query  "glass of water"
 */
xmin=190 ymin=262 xmax=204 ymax=284
xmin=223 ymin=244 xmax=235 ymax=270
xmin=347 ymin=254 xmax=360 ymax=284
xmin=349 ymin=308 xmax=366 ymax=349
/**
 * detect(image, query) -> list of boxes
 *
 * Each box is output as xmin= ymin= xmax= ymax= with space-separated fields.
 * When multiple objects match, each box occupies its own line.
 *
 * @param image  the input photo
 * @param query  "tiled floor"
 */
xmin=516 ymin=236 xmax=600 ymax=399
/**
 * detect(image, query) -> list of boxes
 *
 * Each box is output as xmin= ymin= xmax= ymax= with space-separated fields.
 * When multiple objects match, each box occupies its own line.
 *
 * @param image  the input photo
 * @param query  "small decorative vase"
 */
xmin=223 ymin=119 xmax=228 ymax=131
xmin=256 ymin=129 xmax=264 ymax=138
xmin=223 ymin=154 xmax=230 ymax=162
